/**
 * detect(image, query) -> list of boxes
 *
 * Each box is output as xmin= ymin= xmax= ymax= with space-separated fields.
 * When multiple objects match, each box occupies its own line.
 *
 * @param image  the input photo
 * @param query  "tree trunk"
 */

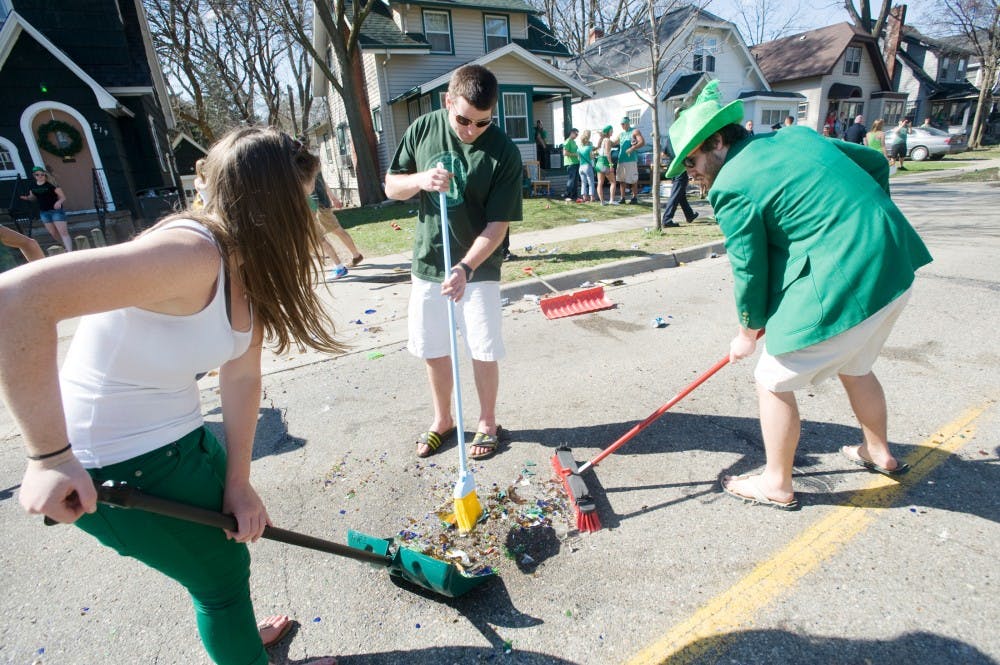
xmin=339 ymin=44 xmax=383 ymax=205
xmin=969 ymin=63 xmax=996 ymax=149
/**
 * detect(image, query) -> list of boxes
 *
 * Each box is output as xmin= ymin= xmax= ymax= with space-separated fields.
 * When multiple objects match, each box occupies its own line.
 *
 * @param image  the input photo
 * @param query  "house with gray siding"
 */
xmin=752 ymin=22 xmax=908 ymax=131
xmin=311 ymin=0 xmax=589 ymax=203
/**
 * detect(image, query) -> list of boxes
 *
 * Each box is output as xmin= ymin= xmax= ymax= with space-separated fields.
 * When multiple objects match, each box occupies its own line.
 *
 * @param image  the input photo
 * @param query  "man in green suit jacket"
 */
xmin=666 ymin=81 xmax=932 ymax=510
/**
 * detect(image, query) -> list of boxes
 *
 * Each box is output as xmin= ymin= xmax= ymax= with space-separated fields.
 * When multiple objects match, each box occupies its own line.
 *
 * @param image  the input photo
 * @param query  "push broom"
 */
xmin=553 ymin=332 xmax=763 ymax=532
xmin=438 ymin=182 xmax=482 ymax=532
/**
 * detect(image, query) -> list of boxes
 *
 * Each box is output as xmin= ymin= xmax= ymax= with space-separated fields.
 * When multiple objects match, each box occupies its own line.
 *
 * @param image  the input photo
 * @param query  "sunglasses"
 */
xmin=454 ymin=113 xmax=492 ymax=128
xmin=33 ymin=172 xmax=47 ymax=176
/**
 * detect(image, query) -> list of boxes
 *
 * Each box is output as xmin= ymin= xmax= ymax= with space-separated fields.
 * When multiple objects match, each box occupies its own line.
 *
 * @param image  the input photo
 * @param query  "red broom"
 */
xmin=553 ymin=332 xmax=763 ymax=532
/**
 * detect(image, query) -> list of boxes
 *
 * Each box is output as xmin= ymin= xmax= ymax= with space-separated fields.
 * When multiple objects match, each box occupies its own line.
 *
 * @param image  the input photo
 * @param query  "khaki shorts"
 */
xmin=754 ymin=289 xmax=912 ymax=392
xmin=315 ymin=207 xmax=343 ymax=233
xmin=616 ymin=161 xmax=638 ymax=184
xmin=407 ymin=275 xmax=505 ymax=361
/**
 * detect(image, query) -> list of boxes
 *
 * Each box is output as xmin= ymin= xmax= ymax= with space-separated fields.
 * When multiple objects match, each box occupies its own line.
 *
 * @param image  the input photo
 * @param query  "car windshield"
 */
xmin=917 ymin=127 xmax=950 ymax=137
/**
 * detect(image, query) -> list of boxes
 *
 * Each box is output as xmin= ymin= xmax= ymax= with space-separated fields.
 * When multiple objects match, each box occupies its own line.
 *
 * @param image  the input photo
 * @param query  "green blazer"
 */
xmin=709 ymin=126 xmax=932 ymax=356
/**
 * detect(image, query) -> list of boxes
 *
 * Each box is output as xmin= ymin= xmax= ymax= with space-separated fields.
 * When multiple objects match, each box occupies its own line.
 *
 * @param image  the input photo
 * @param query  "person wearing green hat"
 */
xmin=611 ymin=116 xmax=646 ymax=204
xmin=613 ymin=116 xmax=644 ymax=204
xmin=666 ymin=80 xmax=932 ymax=510
xmin=595 ymin=125 xmax=616 ymax=205
xmin=20 ymin=167 xmax=70 ymax=252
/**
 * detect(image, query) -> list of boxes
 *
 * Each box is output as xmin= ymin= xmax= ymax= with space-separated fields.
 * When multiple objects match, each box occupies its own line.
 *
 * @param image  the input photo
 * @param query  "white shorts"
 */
xmin=616 ymin=161 xmax=638 ymax=184
xmin=407 ymin=276 xmax=505 ymax=361
xmin=754 ymin=289 xmax=912 ymax=392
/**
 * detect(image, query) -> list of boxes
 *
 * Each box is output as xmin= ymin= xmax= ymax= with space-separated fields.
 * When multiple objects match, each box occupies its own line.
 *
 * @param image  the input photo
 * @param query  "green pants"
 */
xmin=76 ymin=427 xmax=267 ymax=665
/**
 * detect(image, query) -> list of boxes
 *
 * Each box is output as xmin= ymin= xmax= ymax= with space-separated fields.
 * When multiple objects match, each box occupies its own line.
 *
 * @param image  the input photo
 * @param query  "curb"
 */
xmin=500 ymin=239 xmax=727 ymax=301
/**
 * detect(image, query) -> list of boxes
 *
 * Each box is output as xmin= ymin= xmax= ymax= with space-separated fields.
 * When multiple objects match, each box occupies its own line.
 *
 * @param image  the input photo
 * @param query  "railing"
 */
xmin=0 ymin=173 xmax=32 ymax=235
xmin=92 ymin=167 xmax=108 ymax=234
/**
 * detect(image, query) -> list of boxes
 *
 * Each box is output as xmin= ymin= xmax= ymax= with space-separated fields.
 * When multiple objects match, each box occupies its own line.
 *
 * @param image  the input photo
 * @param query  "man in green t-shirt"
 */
xmin=613 ymin=116 xmax=645 ymax=204
xmin=562 ymin=128 xmax=580 ymax=202
xmin=386 ymin=64 xmax=523 ymax=461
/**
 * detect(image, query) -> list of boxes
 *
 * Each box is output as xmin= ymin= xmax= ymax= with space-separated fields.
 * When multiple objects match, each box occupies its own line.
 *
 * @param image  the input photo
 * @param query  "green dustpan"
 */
xmin=347 ymin=530 xmax=494 ymax=597
xmin=93 ymin=483 xmax=495 ymax=598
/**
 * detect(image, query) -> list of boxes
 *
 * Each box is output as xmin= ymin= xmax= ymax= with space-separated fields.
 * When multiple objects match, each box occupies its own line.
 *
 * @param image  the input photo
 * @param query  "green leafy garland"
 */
xmin=37 ymin=120 xmax=83 ymax=158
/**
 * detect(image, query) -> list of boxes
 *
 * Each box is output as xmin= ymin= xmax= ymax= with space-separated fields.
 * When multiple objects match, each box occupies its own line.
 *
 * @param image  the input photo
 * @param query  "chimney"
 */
xmin=883 ymin=4 xmax=907 ymax=83
xmin=588 ymin=28 xmax=604 ymax=45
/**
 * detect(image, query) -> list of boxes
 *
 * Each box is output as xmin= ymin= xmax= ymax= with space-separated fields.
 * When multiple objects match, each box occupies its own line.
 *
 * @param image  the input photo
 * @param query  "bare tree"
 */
xmin=144 ymin=0 xmax=296 ymax=141
xmin=843 ymin=0 xmax=893 ymax=36
xmin=931 ymin=0 xmax=999 ymax=148
xmin=533 ymin=0 xmax=649 ymax=54
xmin=274 ymin=0 xmax=384 ymax=205
xmin=728 ymin=0 xmax=804 ymax=46
xmin=574 ymin=1 xmax=701 ymax=229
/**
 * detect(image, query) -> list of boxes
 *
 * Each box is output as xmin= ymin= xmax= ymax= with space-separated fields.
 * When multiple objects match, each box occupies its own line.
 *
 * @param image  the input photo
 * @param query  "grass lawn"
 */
xmin=500 ymin=221 xmax=723 ymax=283
xmin=934 ymin=166 xmax=999 ymax=183
xmin=893 ymin=145 xmax=1000 ymax=177
xmin=335 ymin=197 xmax=686 ymax=258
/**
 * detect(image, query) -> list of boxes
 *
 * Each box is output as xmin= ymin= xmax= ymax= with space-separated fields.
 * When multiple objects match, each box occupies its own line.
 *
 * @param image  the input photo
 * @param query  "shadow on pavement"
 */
xmin=205 ymin=405 xmax=307 ymax=460
xmin=512 ymin=411 xmax=1000 ymax=526
xmin=669 ymin=628 xmax=997 ymax=665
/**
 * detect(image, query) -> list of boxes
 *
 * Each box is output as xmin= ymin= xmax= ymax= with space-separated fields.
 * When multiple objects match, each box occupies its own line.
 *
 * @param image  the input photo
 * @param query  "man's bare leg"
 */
xmin=416 ymin=356 xmax=455 ymax=456
xmin=724 ymin=384 xmax=798 ymax=503
xmin=839 ymin=372 xmax=902 ymax=471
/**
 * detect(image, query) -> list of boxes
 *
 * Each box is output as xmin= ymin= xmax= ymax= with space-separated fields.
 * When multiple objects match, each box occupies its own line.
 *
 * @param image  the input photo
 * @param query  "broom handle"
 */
xmin=524 ymin=267 xmax=559 ymax=294
xmin=89 ymin=484 xmax=392 ymax=566
xmin=439 ymin=185 xmax=470 ymax=477
xmin=577 ymin=329 xmax=764 ymax=474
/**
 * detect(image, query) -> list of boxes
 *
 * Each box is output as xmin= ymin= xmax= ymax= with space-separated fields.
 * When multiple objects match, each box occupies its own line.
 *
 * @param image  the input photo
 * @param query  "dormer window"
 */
xmin=844 ymin=46 xmax=861 ymax=75
xmin=693 ymin=37 xmax=716 ymax=73
xmin=941 ymin=56 xmax=950 ymax=80
xmin=423 ymin=10 xmax=453 ymax=54
xmin=485 ymin=15 xmax=509 ymax=52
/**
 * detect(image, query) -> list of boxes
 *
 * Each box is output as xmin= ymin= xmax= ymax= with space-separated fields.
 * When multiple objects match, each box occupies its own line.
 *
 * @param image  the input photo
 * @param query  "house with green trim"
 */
xmin=311 ymin=0 xmax=591 ymax=202
xmin=0 ymin=1 xmax=177 ymax=242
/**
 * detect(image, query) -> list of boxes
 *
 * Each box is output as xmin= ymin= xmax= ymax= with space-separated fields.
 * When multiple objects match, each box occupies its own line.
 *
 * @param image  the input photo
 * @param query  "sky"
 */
xmin=703 ymin=0 xmax=935 ymax=43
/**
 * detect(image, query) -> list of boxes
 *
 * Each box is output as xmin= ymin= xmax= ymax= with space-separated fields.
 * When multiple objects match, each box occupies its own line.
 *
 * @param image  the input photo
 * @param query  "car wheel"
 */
xmin=910 ymin=145 xmax=929 ymax=161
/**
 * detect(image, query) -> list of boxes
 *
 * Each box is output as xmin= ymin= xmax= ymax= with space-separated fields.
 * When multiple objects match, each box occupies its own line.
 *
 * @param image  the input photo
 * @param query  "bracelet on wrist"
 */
xmin=27 ymin=443 xmax=72 ymax=461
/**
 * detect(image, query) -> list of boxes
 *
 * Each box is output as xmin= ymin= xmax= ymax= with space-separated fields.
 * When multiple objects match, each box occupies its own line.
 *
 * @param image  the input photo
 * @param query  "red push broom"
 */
xmin=553 ymin=332 xmax=763 ymax=532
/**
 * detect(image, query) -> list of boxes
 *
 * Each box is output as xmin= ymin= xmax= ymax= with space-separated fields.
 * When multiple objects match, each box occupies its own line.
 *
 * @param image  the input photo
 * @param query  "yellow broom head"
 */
xmin=453 ymin=490 xmax=483 ymax=533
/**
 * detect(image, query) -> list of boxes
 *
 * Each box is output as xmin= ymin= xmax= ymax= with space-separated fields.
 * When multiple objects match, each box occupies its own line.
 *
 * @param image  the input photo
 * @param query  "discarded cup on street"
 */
xmin=651 ymin=317 xmax=667 ymax=328
xmin=524 ymin=294 xmax=541 ymax=303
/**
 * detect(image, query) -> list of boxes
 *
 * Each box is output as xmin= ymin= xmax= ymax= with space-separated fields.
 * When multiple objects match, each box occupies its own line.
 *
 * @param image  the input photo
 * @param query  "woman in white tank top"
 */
xmin=0 ymin=128 xmax=340 ymax=665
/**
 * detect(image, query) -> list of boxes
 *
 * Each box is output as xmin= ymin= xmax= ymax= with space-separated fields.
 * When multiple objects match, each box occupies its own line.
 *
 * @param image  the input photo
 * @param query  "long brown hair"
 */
xmin=157 ymin=127 xmax=344 ymax=355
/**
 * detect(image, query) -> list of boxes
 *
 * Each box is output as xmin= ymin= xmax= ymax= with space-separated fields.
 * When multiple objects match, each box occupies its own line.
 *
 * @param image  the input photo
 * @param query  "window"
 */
xmin=693 ymin=36 xmax=717 ymax=73
xmin=335 ymin=123 xmax=348 ymax=156
xmin=844 ymin=46 xmax=862 ymax=75
xmin=322 ymin=132 xmax=333 ymax=163
xmin=884 ymin=100 xmax=905 ymax=126
xmin=626 ymin=109 xmax=640 ymax=128
xmin=372 ymin=107 xmax=382 ymax=133
xmin=761 ymin=109 xmax=784 ymax=126
xmin=0 ymin=0 xmax=9 ymax=22
xmin=958 ymin=58 xmax=966 ymax=73
xmin=484 ymin=15 xmax=509 ymax=52
xmin=502 ymin=92 xmax=527 ymax=140
xmin=797 ymin=102 xmax=808 ymax=122
xmin=419 ymin=95 xmax=432 ymax=116
xmin=423 ymin=10 xmax=452 ymax=54
xmin=0 ymin=147 xmax=14 ymax=172
xmin=407 ymin=98 xmax=420 ymax=123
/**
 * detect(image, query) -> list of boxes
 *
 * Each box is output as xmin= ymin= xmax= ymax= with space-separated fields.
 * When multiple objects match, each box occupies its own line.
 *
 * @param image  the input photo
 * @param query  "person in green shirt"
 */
xmin=666 ymin=81 xmax=931 ymax=510
xmin=613 ymin=116 xmax=645 ymax=204
xmin=577 ymin=129 xmax=596 ymax=202
xmin=385 ymin=65 xmax=523 ymax=460
xmin=562 ymin=128 xmax=580 ymax=201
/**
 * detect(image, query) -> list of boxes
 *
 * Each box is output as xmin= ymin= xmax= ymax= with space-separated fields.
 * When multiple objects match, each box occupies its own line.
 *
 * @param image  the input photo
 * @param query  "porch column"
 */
xmin=562 ymin=95 xmax=573 ymax=132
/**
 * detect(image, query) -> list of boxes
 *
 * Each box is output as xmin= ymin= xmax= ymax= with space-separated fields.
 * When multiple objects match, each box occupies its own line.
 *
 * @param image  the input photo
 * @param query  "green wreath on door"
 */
xmin=37 ymin=119 xmax=83 ymax=159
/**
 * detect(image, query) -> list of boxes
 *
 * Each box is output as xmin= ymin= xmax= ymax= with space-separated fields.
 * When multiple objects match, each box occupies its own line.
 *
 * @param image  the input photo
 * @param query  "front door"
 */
xmin=30 ymin=110 xmax=97 ymax=214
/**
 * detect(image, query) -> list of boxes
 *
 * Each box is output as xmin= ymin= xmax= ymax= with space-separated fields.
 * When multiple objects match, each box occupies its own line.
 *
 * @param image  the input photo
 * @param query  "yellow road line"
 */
xmin=625 ymin=404 xmax=991 ymax=665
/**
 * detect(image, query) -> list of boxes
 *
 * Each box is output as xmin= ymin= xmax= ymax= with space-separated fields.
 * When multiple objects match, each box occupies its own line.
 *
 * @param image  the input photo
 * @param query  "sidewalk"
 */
xmin=55 ymin=156 xmax=1000 ymax=377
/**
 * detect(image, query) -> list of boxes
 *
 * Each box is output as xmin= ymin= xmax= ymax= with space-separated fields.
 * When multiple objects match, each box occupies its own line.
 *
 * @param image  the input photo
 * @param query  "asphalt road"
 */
xmin=1 ymin=173 xmax=998 ymax=665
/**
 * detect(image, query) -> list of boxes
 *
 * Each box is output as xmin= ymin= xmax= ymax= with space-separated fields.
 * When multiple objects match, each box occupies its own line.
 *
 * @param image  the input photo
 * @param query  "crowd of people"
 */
xmin=0 ymin=67 xmax=934 ymax=664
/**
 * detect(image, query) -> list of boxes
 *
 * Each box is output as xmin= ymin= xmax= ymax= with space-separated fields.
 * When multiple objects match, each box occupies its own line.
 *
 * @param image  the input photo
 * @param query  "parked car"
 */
xmin=883 ymin=126 xmax=967 ymax=161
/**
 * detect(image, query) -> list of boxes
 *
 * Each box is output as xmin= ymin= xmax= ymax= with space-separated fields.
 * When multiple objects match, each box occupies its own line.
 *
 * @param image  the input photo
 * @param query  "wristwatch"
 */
xmin=454 ymin=261 xmax=474 ymax=281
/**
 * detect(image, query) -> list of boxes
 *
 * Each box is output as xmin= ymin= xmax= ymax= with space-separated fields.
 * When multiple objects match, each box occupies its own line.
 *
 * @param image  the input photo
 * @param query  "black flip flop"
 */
xmin=415 ymin=427 xmax=456 ymax=458
xmin=841 ymin=445 xmax=910 ymax=477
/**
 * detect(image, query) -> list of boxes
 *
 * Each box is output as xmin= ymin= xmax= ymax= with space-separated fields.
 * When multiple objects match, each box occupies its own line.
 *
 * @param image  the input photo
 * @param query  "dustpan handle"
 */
xmin=91 ymin=484 xmax=391 ymax=567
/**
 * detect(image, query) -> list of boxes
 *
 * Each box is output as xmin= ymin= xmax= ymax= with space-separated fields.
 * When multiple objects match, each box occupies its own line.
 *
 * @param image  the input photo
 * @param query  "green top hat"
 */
xmin=665 ymin=80 xmax=744 ymax=178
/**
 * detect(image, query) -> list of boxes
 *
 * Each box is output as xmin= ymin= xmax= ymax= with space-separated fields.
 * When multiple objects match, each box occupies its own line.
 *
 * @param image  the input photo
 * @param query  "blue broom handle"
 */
xmin=438 ymin=187 xmax=470 ymax=475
